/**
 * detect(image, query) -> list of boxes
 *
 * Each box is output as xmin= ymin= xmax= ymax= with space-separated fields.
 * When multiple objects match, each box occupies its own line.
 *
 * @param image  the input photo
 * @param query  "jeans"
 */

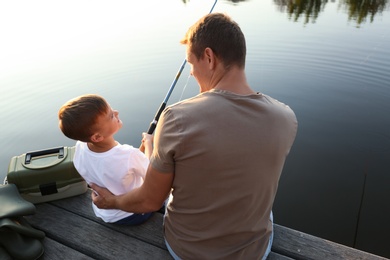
xmin=114 ymin=212 xmax=153 ymax=225
xmin=165 ymin=211 xmax=274 ymax=260
xmin=262 ymin=211 xmax=274 ymax=260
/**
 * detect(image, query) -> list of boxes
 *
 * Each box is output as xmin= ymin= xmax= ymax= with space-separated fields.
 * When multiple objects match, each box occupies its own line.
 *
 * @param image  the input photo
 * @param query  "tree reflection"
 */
xmin=274 ymin=0 xmax=328 ymax=24
xmin=273 ymin=0 xmax=389 ymax=25
xmin=340 ymin=0 xmax=388 ymax=24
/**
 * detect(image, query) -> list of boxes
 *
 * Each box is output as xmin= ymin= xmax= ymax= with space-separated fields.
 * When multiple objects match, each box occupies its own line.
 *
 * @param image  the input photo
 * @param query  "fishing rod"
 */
xmin=146 ymin=0 xmax=218 ymax=135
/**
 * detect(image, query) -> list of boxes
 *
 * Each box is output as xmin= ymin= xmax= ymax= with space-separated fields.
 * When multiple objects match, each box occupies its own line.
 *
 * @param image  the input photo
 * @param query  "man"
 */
xmin=91 ymin=13 xmax=298 ymax=259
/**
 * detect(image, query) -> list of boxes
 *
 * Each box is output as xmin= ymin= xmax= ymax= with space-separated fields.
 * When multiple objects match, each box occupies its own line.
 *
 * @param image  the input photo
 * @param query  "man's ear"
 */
xmin=204 ymin=47 xmax=216 ymax=69
xmin=90 ymin=133 xmax=103 ymax=143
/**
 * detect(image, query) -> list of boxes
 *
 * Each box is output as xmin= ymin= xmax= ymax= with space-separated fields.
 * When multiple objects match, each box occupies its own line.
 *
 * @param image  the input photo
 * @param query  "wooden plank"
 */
xmin=25 ymin=203 xmax=171 ymax=259
xmin=41 ymin=238 xmax=95 ymax=260
xmin=267 ymin=251 xmax=294 ymax=260
xmin=48 ymin=191 xmax=166 ymax=248
xmin=272 ymin=224 xmax=388 ymax=260
xmin=23 ymin=191 xmax=387 ymax=259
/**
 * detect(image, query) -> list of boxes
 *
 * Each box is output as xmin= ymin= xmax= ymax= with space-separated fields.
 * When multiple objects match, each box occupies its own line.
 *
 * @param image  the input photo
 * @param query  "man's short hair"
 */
xmin=180 ymin=13 xmax=246 ymax=69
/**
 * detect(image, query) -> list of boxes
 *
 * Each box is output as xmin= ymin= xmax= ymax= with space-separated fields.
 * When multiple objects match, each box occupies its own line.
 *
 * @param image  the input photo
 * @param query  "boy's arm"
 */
xmin=139 ymin=143 xmax=145 ymax=153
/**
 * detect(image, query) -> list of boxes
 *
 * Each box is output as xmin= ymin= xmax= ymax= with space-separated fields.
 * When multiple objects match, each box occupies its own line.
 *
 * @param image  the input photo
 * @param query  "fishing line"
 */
xmin=179 ymin=74 xmax=193 ymax=102
xmin=146 ymin=0 xmax=218 ymax=135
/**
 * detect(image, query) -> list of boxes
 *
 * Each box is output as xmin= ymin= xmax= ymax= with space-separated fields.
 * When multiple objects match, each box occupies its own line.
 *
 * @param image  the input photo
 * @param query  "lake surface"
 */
xmin=1 ymin=0 xmax=389 ymax=257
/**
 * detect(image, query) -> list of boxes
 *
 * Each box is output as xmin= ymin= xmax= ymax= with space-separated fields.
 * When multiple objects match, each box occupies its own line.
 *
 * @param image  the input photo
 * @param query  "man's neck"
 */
xmin=213 ymin=67 xmax=255 ymax=95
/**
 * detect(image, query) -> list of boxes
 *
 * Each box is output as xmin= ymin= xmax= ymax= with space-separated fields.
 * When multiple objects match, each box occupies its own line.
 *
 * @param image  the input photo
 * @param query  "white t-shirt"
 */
xmin=73 ymin=141 xmax=149 ymax=222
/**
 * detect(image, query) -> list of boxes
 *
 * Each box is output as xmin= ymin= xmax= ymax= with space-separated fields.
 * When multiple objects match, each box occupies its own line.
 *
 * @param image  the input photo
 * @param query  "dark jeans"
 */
xmin=114 ymin=212 xmax=153 ymax=225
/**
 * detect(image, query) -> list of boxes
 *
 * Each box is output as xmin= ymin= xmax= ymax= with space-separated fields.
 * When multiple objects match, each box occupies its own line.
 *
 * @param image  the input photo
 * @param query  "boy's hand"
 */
xmin=139 ymin=133 xmax=153 ymax=152
xmin=139 ymin=143 xmax=145 ymax=152
xmin=142 ymin=132 xmax=153 ymax=144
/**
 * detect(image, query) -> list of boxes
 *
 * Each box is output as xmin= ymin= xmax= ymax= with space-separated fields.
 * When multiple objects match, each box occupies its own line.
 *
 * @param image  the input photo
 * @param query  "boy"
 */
xmin=58 ymin=94 xmax=153 ymax=225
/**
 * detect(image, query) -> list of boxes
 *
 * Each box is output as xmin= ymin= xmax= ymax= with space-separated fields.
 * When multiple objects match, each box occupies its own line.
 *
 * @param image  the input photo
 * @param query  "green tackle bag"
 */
xmin=6 ymin=146 xmax=87 ymax=204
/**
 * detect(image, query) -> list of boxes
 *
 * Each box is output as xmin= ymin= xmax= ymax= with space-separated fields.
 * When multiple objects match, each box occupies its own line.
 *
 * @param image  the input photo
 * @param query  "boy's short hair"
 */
xmin=58 ymin=94 xmax=109 ymax=142
xmin=180 ymin=13 xmax=246 ymax=69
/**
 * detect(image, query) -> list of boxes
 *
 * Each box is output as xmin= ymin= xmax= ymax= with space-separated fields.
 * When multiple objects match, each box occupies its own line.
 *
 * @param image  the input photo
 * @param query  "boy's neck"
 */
xmin=87 ymin=139 xmax=117 ymax=153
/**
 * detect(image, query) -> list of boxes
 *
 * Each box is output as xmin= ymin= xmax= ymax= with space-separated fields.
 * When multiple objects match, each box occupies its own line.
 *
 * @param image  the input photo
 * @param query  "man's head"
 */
xmin=58 ymin=94 xmax=121 ymax=142
xmin=180 ymin=13 xmax=246 ymax=70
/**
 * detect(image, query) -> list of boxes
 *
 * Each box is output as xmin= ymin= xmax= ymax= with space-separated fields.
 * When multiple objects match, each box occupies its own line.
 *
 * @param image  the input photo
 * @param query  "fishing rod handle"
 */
xmin=147 ymin=102 xmax=167 ymax=134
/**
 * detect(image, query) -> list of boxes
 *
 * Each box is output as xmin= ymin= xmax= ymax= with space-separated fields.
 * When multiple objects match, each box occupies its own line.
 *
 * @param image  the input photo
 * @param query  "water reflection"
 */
xmin=274 ymin=0 xmax=328 ymax=24
xmin=340 ymin=0 xmax=389 ymax=25
xmin=274 ymin=0 xmax=388 ymax=25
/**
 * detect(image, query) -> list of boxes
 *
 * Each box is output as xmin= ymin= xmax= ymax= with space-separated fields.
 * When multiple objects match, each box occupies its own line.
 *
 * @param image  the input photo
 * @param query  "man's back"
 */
xmin=151 ymin=89 xmax=298 ymax=259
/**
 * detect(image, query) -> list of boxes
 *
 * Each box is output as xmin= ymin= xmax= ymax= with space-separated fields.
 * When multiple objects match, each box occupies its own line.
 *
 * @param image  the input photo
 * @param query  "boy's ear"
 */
xmin=90 ymin=133 xmax=103 ymax=143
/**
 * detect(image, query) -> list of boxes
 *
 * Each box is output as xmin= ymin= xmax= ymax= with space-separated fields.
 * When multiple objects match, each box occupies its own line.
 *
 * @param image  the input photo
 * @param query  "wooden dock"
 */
xmin=23 ymin=190 xmax=387 ymax=260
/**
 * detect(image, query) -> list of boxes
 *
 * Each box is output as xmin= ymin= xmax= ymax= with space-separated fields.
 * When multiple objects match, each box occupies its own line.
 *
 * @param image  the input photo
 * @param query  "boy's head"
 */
xmin=58 ymin=94 xmax=120 ymax=142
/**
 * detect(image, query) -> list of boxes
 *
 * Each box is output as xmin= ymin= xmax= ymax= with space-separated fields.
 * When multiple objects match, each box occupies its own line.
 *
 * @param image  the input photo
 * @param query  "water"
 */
xmin=1 ymin=0 xmax=390 ymax=257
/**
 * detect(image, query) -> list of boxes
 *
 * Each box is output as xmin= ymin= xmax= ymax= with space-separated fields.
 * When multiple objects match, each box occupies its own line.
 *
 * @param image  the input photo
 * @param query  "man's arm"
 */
xmin=90 ymin=164 xmax=173 ymax=213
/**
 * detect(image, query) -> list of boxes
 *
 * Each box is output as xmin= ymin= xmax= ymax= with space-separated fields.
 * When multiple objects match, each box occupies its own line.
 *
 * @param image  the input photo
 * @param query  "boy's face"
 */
xmin=93 ymin=106 xmax=123 ymax=140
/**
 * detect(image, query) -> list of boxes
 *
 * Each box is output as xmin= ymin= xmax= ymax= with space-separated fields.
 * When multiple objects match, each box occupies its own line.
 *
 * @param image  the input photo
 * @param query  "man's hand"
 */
xmin=90 ymin=183 xmax=115 ymax=209
xmin=90 ymin=165 xmax=173 ymax=213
